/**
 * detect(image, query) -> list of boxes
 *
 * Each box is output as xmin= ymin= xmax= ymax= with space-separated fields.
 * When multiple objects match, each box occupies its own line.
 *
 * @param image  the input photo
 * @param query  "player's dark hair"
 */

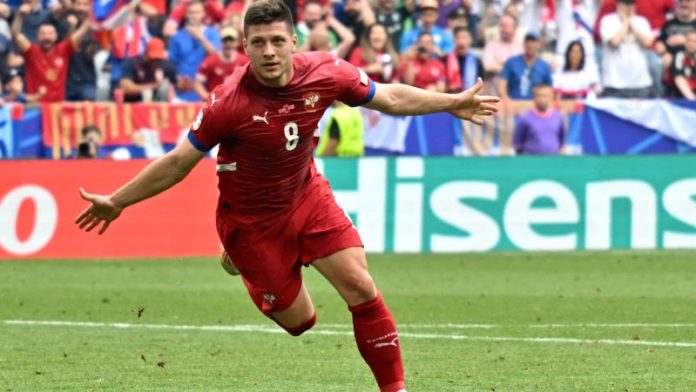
xmin=244 ymin=0 xmax=294 ymax=37
xmin=38 ymin=22 xmax=57 ymax=32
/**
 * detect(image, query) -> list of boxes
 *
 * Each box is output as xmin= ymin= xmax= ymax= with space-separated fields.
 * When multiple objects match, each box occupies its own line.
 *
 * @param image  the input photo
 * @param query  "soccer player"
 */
xmin=75 ymin=1 xmax=499 ymax=390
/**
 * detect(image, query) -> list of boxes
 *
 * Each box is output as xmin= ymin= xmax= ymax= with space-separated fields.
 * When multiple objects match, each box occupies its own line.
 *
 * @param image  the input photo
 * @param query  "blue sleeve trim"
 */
xmin=350 ymin=80 xmax=376 ymax=107
xmin=187 ymin=131 xmax=212 ymax=152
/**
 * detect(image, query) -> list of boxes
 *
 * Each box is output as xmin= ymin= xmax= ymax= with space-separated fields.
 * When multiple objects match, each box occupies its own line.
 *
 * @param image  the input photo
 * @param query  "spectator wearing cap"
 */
xmin=599 ymin=0 xmax=653 ymax=98
xmin=168 ymin=0 xmax=221 ymax=102
xmin=446 ymin=26 xmax=484 ymax=92
xmin=670 ymin=29 xmax=696 ymax=99
xmin=163 ymin=0 xmax=225 ymax=38
xmin=0 ymin=67 xmax=43 ymax=104
xmin=437 ymin=0 xmax=465 ymax=29
xmin=373 ymin=0 xmax=414 ymax=51
xmin=119 ymin=38 xmax=178 ymax=103
xmin=400 ymin=0 xmax=453 ymax=57
xmin=349 ymin=23 xmax=400 ymax=83
xmin=499 ymin=32 xmax=553 ymax=100
xmin=400 ymin=32 xmax=447 ymax=92
xmin=194 ymin=27 xmax=248 ymax=101
xmin=447 ymin=7 xmax=469 ymax=30
xmin=513 ymin=84 xmax=566 ymax=155
xmin=12 ymin=2 xmax=90 ymax=102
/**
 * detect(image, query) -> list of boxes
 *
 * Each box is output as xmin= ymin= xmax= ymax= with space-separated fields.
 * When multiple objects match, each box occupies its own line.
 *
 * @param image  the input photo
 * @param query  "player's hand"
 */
xmin=448 ymin=78 xmax=500 ymax=126
xmin=75 ymin=188 xmax=122 ymax=235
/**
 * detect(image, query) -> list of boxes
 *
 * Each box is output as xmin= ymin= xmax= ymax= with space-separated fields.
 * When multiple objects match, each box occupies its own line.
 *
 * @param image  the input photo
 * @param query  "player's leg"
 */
xmin=313 ymin=247 xmax=406 ymax=392
xmin=268 ymin=283 xmax=316 ymax=336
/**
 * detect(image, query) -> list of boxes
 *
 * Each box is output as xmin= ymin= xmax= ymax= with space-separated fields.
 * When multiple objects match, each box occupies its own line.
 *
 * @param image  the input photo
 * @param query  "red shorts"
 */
xmin=216 ymin=174 xmax=362 ymax=315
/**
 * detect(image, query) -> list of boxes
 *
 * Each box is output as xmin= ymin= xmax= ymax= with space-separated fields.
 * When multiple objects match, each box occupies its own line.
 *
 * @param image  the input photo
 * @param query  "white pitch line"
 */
xmin=322 ymin=323 xmax=696 ymax=329
xmin=3 ymin=319 xmax=696 ymax=349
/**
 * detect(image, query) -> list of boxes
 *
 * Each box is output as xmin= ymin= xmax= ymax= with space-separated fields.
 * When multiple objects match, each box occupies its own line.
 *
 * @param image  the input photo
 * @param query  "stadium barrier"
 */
xmin=2 ymin=156 xmax=695 ymax=259
xmin=1 ymin=99 xmax=695 ymax=159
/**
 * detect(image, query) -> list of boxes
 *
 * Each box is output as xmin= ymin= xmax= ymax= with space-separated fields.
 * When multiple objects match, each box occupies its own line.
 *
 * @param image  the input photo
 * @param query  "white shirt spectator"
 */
xmin=600 ymin=12 xmax=652 ymax=89
xmin=553 ymin=67 xmax=600 ymax=98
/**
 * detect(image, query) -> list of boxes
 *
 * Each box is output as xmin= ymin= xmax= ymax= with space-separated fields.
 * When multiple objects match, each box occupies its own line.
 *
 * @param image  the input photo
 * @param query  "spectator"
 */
xmin=194 ymin=27 xmax=248 ymax=101
xmin=315 ymin=102 xmax=364 ymax=157
xmin=400 ymin=32 xmax=447 ymax=92
xmin=555 ymin=0 xmax=600 ymax=73
xmin=12 ymin=5 xmax=90 ymax=102
xmin=437 ymin=0 xmax=465 ymax=29
xmin=447 ymin=7 xmax=469 ymax=31
xmin=296 ymin=1 xmax=336 ymax=49
xmin=163 ymin=0 xmax=225 ymax=37
xmin=305 ymin=17 xmax=356 ymax=59
xmin=499 ymin=33 xmax=552 ymax=100
xmin=168 ymin=0 xmax=221 ymax=101
xmin=670 ymin=29 xmax=696 ymax=99
xmin=373 ymin=0 xmax=413 ymax=50
xmin=599 ymin=0 xmax=653 ymax=98
xmin=656 ymin=0 xmax=696 ymax=74
xmin=400 ymin=0 xmax=453 ymax=57
xmin=119 ymin=38 xmax=178 ymax=103
xmin=553 ymin=40 xmax=600 ymax=99
xmin=76 ymin=125 xmax=102 ymax=159
xmin=595 ymin=0 xmax=675 ymax=38
xmin=105 ymin=4 xmax=154 ymax=97
xmin=349 ymin=23 xmax=399 ymax=83
xmin=513 ymin=84 xmax=565 ymax=155
xmin=482 ymin=14 xmax=523 ymax=76
xmin=0 ymin=67 xmax=44 ymax=103
xmin=224 ymin=1 xmax=245 ymax=32
xmin=65 ymin=0 xmax=97 ymax=101
xmin=479 ymin=3 xmax=527 ymax=45
xmin=446 ymin=26 xmax=484 ymax=92
xmin=335 ymin=0 xmax=375 ymax=53
xmin=15 ymin=0 xmax=54 ymax=43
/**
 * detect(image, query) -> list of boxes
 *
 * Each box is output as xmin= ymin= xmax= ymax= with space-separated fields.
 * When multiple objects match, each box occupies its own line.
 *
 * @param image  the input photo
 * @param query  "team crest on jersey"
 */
xmin=192 ymin=109 xmax=204 ymax=131
xmin=303 ymin=92 xmax=320 ymax=112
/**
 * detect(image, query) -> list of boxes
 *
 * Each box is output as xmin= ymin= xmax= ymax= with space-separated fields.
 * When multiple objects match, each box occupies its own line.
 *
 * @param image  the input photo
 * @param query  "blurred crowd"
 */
xmin=0 ymin=0 xmax=693 ymax=106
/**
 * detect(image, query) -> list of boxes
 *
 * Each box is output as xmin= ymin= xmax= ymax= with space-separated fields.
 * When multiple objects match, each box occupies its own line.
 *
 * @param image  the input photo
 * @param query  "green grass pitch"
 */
xmin=1 ymin=252 xmax=696 ymax=391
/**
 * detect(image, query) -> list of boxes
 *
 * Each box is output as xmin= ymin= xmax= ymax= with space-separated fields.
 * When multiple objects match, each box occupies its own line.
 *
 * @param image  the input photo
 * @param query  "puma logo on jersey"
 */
xmin=374 ymin=336 xmax=399 ymax=349
xmin=252 ymin=110 xmax=269 ymax=124
xmin=210 ymin=93 xmax=220 ymax=106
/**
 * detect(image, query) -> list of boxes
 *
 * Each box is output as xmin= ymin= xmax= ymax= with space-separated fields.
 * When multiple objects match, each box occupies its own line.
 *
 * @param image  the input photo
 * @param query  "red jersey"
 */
xmin=187 ymin=52 xmax=375 ymax=227
xmin=24 ymin=40 xmax=76 ymax=102
xmin=400 ymin=57 xmax=446 ymax=90
xmin=197 ymin=52 xmax=249 ymax=92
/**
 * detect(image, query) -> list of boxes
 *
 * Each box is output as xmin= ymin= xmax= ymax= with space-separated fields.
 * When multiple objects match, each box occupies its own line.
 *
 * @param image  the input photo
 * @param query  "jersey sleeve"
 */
xmin=332 ymin=57 xmax=376 ymax=107
xmin=186 ymin=89 xmax=227 ymax=152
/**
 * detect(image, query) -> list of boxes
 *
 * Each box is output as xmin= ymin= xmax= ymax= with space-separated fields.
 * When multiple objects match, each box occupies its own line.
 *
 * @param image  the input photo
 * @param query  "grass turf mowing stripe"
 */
xmin=5 ymin=319 xmax=696 ymax=348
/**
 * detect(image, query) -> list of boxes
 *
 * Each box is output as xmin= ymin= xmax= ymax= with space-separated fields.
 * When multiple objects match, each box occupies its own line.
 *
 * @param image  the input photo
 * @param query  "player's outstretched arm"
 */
xmin=364 ymin=78 xmax=500 ymax=125
xmin=75 ymin=138 xmax=207 ymax=235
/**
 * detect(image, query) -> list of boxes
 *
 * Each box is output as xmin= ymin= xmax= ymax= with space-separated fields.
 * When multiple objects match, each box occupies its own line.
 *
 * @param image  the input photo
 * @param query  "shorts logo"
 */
xmin=303 ymin=92 xmax=320 ymax=112
xmin=262 ymin=293 xmax=276 ymax=305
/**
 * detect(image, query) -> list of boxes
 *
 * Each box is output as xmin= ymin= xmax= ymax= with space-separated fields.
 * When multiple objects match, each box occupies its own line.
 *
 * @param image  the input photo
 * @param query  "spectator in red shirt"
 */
xmin=194 ymin=27 xmax=249 ymax=101
xmin=399 ymin=32 xmax=447 ymax=92
xmin=163 ymin=0 xmax=225 ymax=37
xmin=11 ymin=4 xmax=90 ymax=102
xmin=594 ymin=0 xmax=675 ymax=37
xmin=348 ymin=23 xmax=399 ymax=83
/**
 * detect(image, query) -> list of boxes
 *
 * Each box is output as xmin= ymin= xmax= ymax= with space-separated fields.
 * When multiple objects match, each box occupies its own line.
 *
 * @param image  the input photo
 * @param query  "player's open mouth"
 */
xmin=263 ymin=63 xmax=279 ymax=70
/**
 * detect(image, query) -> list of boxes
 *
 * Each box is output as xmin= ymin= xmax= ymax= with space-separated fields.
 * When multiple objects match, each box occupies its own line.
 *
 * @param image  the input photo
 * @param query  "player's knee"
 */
xmin=283 ymin=313 xmax=317 ymax=337
xmin=341 ymin=274 xmax=377 ymax=305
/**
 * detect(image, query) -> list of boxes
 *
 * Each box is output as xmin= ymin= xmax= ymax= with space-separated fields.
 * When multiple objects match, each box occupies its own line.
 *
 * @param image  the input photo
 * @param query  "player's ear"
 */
xmin=291 ymin=33 xmax=297 ymax=53
xmin=242 ymin=38 xmax=249 ymax=55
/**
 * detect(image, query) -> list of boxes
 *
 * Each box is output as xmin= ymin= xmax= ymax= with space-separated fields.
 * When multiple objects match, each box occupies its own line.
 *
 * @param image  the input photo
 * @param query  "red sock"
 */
xmin=349 ymin=293 xmax=405 ymax=392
